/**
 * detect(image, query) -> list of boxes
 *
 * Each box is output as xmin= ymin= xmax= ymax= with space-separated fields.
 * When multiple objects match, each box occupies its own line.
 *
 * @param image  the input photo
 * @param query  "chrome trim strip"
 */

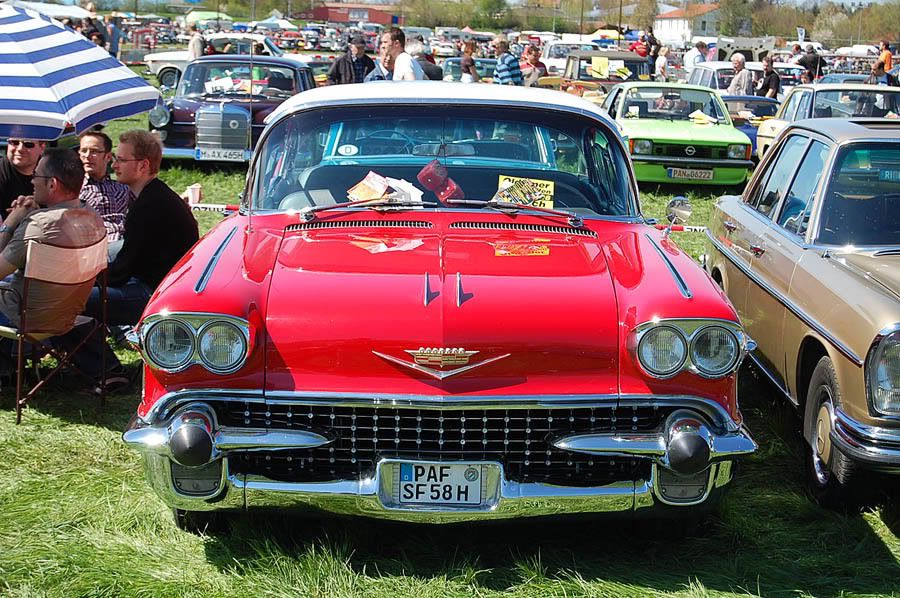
xmin=125 ymin=424 xmax=332 ymax=457
xmin=706 ymin=229 xmax=863 ymax=366
xmin=746 ymin=351 xmax=794 ymax=405
xmin=645 ymin=234 xmax=692 ymax=299
xmin=834 ymin=407 xmax=900 ymax=444
xmin=140 ymin=389 xmax=745 ymax=434
xmin=195 ymin=225 xmax=238 ymax=294
xmin=423 ymin=272 xmax=439 ymax=307
xmin=553 ymin=426 xmax=756 ymax=460
xmin=372 ymin=350 xmax=511 ymax=380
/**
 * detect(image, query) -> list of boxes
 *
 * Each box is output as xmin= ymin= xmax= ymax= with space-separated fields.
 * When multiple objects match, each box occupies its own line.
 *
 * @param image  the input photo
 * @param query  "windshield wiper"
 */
xmin=445 ymin=198 xmax=584 ymax=228
xmin=299 ymin=197 xmax=437 ymax=222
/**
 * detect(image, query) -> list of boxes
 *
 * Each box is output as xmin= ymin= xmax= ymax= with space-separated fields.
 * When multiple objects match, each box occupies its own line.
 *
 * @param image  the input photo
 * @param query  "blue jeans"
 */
xmin=84 ymin=277 xmax=152 ymax=326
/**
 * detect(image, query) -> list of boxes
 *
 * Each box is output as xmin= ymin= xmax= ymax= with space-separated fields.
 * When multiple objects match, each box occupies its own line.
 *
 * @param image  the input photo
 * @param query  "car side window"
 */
xmin=609 ymin=89 xmax=623 ymax=115
xmin=701 ymin=69 xmax=713 ymax=88
xmin=780 ymin=92 xmax=801 ymax=120
xmin=794 ymin=92 xmax=812 ymax=121
xmin=775 ymin=141 xmax=829 ymax=236
xmin=688 ymin=68 xmax=700 ymax=85
xmin=747 ymin=135 xmax=807 ymax=217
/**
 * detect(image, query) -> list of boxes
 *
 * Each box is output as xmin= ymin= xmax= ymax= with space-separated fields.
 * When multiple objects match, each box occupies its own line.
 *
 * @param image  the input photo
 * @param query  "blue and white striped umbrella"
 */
xmin=0 ymin=4 xmax=160 ymax=140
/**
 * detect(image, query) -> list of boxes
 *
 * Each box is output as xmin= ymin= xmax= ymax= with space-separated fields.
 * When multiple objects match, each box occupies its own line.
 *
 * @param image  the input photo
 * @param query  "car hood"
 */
xmin=619 ymin=119 xmax=751 ymax=144
xmin=838 ymin=251 xmax=900 ymax=301
xmin=263 ymin=222 xmax=621 ymax=395
xmin=144 ymin=50 xmax=188 ymax=63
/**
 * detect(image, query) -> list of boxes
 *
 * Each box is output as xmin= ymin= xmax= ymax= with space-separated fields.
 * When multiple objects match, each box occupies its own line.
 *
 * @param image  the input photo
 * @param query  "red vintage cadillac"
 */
xmin=124 ymin=83 xmax=757 ymax=530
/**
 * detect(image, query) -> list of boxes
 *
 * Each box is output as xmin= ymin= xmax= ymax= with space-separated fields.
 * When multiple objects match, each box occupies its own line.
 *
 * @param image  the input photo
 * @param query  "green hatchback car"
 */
xmin=601 ymin=83 xmax=753 ymax=186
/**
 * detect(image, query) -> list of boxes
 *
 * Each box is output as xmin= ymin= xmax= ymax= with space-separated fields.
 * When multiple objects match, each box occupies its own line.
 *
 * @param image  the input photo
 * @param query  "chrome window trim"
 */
xmin=137 ymin=313 xmax=251 ymax=375
xmin=865 ymin=323 xmax=900 ymax=420
xmin=645 ymin=234 xmax=692 ymax=299
xmin=194 ymin=225 xmax=238 ymax=294
xmin=140 ymin=389 xmax=745 ymax=434
xmin=706 ymin=229 xmax=863 ymax=366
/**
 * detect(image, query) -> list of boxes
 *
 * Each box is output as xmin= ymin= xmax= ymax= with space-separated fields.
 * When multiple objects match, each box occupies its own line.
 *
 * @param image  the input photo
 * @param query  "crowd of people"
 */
xmin=0 ymin=131 xmax=198 ymax=393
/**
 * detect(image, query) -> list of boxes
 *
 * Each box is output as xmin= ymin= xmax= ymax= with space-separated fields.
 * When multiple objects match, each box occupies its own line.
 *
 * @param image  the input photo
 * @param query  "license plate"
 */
xmin=398 ymin=462 xmax=483 ymax=505
xmin=667 ymin=167 xmax=714 ymax=180
xmin=194 ymin=148 xmax=249 ymax=162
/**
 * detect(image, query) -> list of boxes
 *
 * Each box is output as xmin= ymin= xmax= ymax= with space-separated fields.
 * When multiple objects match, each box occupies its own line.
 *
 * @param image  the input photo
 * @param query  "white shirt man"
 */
xmin=379 ymin=28 xmax=424 ymax=81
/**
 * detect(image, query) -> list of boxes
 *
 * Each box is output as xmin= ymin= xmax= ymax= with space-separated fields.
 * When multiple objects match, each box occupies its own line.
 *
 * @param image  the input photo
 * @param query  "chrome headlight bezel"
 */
xmin=137 ymin=313 xmax=250 ymax=375
xmin=144 ymin=319 xmax=195 ymax=371
xmin=726 ymin=144 xmax=747 ymax=159
xmin=866 ymin=326 xmax=900 ymax=417
xmin=632 ymin=139 xmax=653 ymax=155
xmin=148 ymin=104 xmax=171 ymax=128
xmin=637 ymin=325 xmax=688 ymax=378
xmin=633 ymin=319 xmax=749 ymax=380
xmin=197 ymin=320 xmax=249 ymax=375
xmin=690 ymin=325 xmax=741 ymax=377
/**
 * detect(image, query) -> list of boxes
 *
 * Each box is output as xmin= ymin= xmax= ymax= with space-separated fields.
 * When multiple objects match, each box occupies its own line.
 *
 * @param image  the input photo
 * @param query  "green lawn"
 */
xmin=1 ymin=99 xmax=898 ymax=596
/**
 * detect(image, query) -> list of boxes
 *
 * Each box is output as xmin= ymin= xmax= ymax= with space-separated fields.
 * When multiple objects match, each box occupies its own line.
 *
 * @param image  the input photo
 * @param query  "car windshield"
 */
xmin=177 ymin=62 xmax=297 ymax=98
xmin=251 ymin=105 xmax=636 ymax=217
xmin=549 ymin=44 xmax=595 ymax=59
xmin=442 ymin=59 xmax=496 ymax=80
xmin=577 ymin=58 xmax=648 ymax=81
xmin=622 ymin=87 xmax=726 ymax=121
xmin=818 ymin=142 xmax=900 ymax=246
xmin=812 ymin=90 xmax=900 ymax=118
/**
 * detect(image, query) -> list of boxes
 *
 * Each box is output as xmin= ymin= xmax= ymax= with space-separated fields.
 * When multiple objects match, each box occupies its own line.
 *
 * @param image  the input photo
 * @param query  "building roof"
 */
xmin=656 ymin=3 xmax=720 ymax=20
xmin=320 ymin=3 xmax=399 ymax=9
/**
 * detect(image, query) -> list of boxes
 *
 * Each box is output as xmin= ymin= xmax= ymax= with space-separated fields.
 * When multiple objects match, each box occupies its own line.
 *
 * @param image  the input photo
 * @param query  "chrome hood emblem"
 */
xmin=373 ymin=347 xmax=510 ymax=380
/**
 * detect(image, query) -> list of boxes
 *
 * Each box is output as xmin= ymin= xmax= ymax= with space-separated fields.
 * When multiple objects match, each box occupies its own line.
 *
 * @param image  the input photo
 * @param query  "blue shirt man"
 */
xmin=492 ymin=40 xmax=522 ymax=85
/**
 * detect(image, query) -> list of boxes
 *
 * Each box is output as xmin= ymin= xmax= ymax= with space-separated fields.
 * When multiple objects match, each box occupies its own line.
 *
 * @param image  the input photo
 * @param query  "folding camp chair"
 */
xmin=0 ymin=237 xmax=108 ymax=423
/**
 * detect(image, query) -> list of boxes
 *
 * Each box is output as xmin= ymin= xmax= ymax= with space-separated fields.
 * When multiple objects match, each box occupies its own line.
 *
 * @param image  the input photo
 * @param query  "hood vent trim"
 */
xmin=449 ymin=221 xmax=597 ymax=238
xmin=286 ymin=220 xmax=433 ymax=232
xmin=873 ymin=248 xmax=900 ymax=257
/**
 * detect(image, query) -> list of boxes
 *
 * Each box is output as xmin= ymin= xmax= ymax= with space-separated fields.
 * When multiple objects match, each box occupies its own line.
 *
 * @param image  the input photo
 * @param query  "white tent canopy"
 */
xmin=6 ymin=0 xmax=90 ymax=19
xmin=256 ymin=16 xmax=297 ymax=30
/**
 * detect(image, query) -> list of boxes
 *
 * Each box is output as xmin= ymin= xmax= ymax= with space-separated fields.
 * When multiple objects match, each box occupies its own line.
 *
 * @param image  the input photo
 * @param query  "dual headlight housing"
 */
xmin=138 ymin=313 xmax=250 ymax=375
xmin=634 ymin=319 xmax=748 ymax=379
xmin=867 ymin=328 xmax=900 ymax=416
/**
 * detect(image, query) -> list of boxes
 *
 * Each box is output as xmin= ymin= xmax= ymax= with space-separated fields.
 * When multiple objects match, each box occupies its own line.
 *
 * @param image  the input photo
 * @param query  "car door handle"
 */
xmin=750 ymin=244 xmax=765 ymax=257
xmin=724 ymin=220 xmax=738 ymax=232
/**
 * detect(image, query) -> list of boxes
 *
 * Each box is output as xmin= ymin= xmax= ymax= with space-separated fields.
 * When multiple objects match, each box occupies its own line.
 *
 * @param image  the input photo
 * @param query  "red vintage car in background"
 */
xmin=148 ymin=55 xmax=315 ymax=162
xmin=124 ymin=83 xmax=757 ymax=530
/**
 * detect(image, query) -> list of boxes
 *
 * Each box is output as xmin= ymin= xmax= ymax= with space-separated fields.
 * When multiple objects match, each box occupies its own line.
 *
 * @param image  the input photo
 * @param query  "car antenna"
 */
xmin=247 ymin=0 xmax=256 ymax=233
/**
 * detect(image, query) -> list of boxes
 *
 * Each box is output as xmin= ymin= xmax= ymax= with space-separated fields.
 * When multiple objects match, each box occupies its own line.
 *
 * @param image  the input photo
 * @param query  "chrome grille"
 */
xmin=449 ymin=222 xmax=597 ymax=237
xmin=219 ymin=403 xmax=666 ymax=485
xmin=286 ymin=220 xmax=433 ymax=232
xmin=196 ymin=105 xmax=250 ymax=149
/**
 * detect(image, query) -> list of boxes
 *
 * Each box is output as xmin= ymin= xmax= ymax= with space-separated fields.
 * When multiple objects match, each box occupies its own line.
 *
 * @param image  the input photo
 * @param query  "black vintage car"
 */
xmin=149 ymin=55 xmax=315 ymax=162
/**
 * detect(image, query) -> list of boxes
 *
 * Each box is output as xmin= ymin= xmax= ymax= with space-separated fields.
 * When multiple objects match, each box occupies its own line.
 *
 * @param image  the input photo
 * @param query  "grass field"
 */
xmin=1 ymin=93 xmax=898 ymax=596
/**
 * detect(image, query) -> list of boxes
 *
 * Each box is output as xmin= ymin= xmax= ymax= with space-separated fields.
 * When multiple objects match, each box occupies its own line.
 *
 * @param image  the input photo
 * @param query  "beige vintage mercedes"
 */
xmin=705 ymin=118 xmax=900 ymax=506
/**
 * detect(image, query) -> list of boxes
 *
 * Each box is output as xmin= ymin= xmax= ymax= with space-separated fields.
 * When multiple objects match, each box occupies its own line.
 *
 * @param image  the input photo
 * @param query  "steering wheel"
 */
xmin=356 ymin=130 xmax=417 ymax=153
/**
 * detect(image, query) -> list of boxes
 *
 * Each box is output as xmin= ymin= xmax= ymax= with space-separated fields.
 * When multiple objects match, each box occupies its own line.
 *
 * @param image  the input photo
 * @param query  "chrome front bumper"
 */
xmin=124 ymin=392 xmax=756 ymax=521
xmin=832 ymin=408 xmax=900 ymax=470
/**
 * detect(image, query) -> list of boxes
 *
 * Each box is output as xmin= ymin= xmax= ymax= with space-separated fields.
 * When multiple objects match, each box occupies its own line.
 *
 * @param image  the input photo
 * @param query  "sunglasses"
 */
xmin=8 ymin=140 xmax=37 ymax=149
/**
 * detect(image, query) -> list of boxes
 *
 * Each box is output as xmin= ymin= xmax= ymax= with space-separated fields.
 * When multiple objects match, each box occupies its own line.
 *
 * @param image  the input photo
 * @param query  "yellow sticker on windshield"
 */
xmin=496 ymin=175 xmax=555 ymax=208
xmin=590 ymin=56 xmax=608 ymax=78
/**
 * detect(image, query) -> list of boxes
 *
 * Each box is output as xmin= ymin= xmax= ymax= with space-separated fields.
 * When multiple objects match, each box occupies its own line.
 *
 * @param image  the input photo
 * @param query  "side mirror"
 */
xmin=666 ymin=196 xmax=692 ymax=225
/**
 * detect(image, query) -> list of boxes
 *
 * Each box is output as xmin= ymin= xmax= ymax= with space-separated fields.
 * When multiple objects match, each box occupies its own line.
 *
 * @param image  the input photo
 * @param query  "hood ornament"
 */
xmin=373 ymin=347 xmax=510 ymax=380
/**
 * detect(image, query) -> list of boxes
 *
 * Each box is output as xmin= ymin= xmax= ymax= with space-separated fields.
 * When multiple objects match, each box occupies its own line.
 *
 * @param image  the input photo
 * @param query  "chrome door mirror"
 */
xmin=667 ymin=196 xmax=693 ymax=225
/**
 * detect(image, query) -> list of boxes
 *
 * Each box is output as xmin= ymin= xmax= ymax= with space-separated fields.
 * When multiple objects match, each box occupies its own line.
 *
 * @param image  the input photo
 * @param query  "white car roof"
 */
xmin=266 ymin=81 xmax=618 ymax=128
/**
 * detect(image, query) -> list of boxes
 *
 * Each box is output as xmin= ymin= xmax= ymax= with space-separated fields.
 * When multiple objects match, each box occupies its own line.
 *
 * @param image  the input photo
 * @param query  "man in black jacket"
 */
xmin=327 ymin=36 xmax=375 ymax=84
xmin=797 ymin=45 xmax=827 ymax=80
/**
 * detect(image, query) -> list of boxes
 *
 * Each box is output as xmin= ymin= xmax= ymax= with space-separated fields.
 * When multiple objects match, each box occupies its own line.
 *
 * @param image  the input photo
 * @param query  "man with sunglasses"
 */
xmin=0 ymin=138 xmax=45 ymax=214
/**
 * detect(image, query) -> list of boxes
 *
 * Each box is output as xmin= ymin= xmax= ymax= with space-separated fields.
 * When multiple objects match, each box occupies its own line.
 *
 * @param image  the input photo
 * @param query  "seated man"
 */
xmin=0 ymin=149 xmax=109 ymax=382
xmin=78 ymin=131 xmax=134 ymax=260
xmin=0 ymin=137 xmax=45 ymax=213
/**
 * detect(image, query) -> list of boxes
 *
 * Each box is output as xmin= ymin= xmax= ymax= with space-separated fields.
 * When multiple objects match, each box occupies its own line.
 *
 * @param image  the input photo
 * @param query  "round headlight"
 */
xmin=149 ymin=105 xmax=170 ymax=128
xmin=727 ymin=144 xmax=747 ymax=159
xmin=870 ymin=332 xmax=900 ymax=415
xmin=632 ymin=139 xmax=653 ymax=154
xmin=638 ymin=326 xmax=687 ymax=377
xmin=145 ymin=320 xmax=194 ymax=370
xmin=198 ymin=321 xmax=247 ymax=373
xmin=691 ymin=326 xmax=740 ymax=377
